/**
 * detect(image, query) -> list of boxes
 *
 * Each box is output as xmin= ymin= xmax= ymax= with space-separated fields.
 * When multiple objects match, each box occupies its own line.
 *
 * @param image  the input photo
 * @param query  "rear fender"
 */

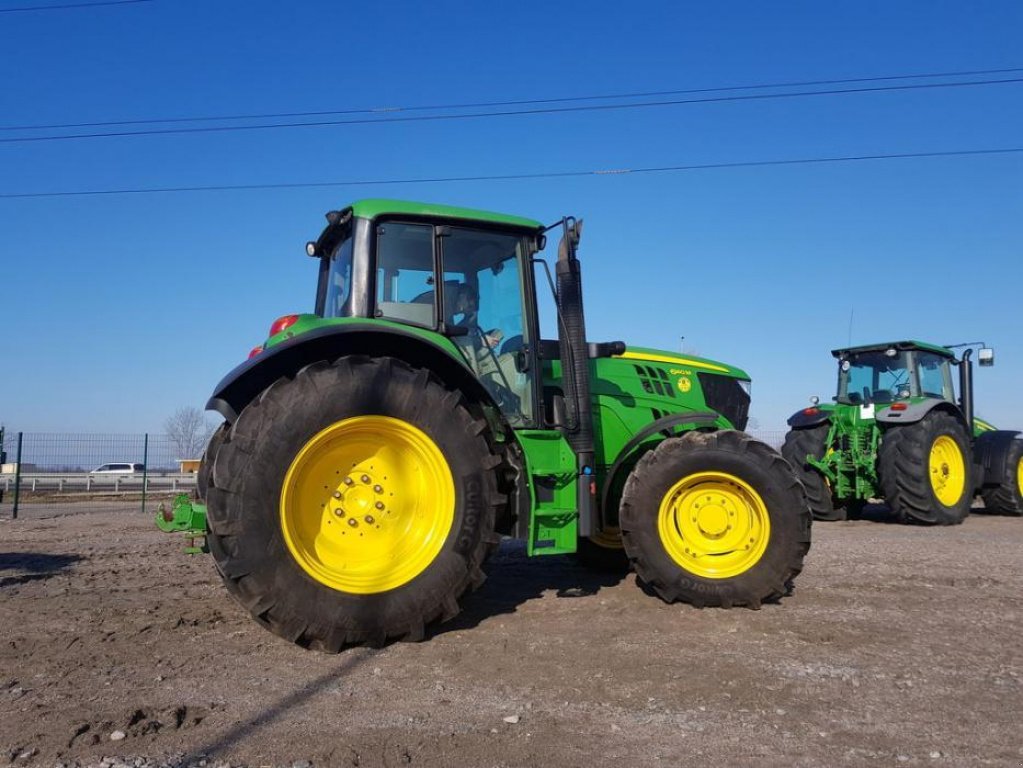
xmin=786 ymin=408 xmax=830 ymax=429
xmin=973 ymin=430 xmax=1022 ymax=487
xmin=207 ymin=323 xmax=497 ymax=422
xmin=876 ymin=399 xmax=965 ymax=427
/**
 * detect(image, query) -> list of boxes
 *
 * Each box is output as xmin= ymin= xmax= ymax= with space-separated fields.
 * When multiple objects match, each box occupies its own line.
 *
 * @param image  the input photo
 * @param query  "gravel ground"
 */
xmin=1 ymin=504 xmax=1021 ymax=768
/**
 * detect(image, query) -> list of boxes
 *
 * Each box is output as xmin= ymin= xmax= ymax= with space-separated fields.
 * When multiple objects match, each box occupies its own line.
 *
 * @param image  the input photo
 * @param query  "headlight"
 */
xmin=738 ymin=380 xmax=752 ymax=396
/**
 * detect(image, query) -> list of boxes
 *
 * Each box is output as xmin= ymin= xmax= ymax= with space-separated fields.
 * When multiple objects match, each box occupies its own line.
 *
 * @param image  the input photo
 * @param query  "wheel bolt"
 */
xmin=344 ymin=476 xmax=354 ymax=485
xmin=334 ymin=508 xmax=344 ymax=518
xmin=348 ymin=518 xmax=358 ymax=527
xmin=373 ymin=484 xmax=383 ymax=493
xmin=333 ymin=491 xmax=342 ymax=499
xmin=364 ymin=515 xmax=375 ymax=524
xmin=375 ymin=501 xmax=384 ymax=510
xmin=361 ymin=474 xmax=371 ymax=483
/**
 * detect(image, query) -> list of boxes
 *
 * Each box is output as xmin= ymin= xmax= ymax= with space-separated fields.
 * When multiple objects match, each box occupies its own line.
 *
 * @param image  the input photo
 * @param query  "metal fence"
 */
xmin=0 ymin=430 xmax=197 ymax=520
xmin=0 ymin=428 xmax=787 ymax=520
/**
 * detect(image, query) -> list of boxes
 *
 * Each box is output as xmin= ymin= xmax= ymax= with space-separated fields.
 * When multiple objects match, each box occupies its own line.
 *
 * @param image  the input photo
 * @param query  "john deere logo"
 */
xmin=677 ymin=377 xmax=692 ymax=393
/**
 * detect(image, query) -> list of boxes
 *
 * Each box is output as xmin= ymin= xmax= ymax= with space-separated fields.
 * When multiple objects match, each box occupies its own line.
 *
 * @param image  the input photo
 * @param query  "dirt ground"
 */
xmin=1 ymin=503 xmax=1021 ymax=768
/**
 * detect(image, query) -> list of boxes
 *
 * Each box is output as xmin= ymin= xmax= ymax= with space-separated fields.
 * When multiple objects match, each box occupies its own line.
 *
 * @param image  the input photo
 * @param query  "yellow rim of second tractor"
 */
xmin=657 ymin=471 xmax=770 ymax=579
xmin=1017 ymin=455 xmax=1023 ymax=497
xmin=929 ymin=435 xmax=966 ymax=507
xmin=280 ymin=415 xmax=455 ymax=594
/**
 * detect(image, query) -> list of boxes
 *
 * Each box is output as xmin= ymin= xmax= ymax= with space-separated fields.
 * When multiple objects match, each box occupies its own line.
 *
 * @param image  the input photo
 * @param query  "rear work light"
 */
xmin=269 ymin=314 xmax=300 ymax=337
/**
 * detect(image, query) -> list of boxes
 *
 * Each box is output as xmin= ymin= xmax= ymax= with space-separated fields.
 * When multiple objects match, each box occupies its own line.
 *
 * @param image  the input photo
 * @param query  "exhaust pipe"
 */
xmin=959 ymin=348 xmax=974 ymax=434
xmin=556 ymin=218 xmax=598 ymax=537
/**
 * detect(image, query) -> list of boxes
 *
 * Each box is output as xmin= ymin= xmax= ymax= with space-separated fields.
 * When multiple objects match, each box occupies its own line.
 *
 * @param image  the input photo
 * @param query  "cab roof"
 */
xmin=349 ymin=199 xmax=544 ymax=231
xmin=831 ymin=340 xmax=955 ymax=359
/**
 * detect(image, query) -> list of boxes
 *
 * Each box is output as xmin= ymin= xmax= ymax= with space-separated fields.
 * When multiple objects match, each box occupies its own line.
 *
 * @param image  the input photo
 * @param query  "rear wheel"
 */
xmin=980 ymin=439 xmax=1023 ymax=516
xmin=879 ymin=412 xmax=972 ymax=525
xmin=781 ymin=425 xmax=843 ymax=521
xmin=205 ymin=356 xmax=502 ymax=651
xmin=619 ymin=430 xmax=811 ymax=608
xmin=196 ymin=422 xmax=227 ymax=501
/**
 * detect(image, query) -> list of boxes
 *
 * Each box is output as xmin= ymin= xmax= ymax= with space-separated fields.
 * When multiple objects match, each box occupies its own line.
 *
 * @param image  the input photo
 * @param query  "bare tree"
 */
xmin=165 ymin=406 xmax=218 ymax=459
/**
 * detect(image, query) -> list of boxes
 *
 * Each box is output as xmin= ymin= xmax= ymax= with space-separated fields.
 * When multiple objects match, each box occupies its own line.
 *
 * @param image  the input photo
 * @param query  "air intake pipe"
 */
xmin=555 ymin=218 xmax=598 ymax=537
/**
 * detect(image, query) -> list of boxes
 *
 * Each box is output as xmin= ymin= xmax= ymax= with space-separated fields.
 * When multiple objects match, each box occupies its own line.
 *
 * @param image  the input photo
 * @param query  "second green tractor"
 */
xmin=782 ymin=341 xmax=1022 ymax=525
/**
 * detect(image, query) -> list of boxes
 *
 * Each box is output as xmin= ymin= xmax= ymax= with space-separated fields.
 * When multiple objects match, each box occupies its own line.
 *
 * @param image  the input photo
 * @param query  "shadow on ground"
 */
xmin=437 ymin=539 xmax=628 ymax=637
xmin=0 ymin=551 xmax=83 ymax=588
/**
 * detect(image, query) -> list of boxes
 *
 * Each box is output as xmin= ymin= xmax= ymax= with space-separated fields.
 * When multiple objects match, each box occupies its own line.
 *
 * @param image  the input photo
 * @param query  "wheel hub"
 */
xmin=657 ymin=471 xmax=770 ymax=579
xmin=279 ymin=415 xmax=455 ymax=594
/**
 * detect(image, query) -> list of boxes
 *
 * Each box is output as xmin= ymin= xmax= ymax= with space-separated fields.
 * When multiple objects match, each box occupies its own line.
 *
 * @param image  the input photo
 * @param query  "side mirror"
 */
xmin=978 ymin=347 xmax=995 ymax=367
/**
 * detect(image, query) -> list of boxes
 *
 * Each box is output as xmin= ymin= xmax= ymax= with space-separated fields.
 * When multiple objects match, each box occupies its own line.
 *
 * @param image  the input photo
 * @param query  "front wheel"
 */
xmin=619 ymin=430 xmax=812 ymax=609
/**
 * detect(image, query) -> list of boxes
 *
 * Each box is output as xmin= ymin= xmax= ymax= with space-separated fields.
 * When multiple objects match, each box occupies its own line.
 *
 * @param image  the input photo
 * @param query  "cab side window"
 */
xmin=375 ymin=222 xmax=436 ymax=327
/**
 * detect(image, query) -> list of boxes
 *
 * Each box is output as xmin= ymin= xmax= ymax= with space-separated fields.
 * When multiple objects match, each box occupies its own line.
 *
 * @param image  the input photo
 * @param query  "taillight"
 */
xmin=890 ymin=402 xmax=908 ymax=411
xmin=248 ymin=345 xmax=264 ymax=359
xmin=803 ymin=407 xmax=820 ymax=415
xmin=269 ymin=314 xmax=300 ymax=337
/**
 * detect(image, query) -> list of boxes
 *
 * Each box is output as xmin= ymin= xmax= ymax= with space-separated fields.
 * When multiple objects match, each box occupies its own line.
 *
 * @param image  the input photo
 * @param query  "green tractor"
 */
xmin=162 ymin=199 xmax=811 ymax=651
xmin=782 ymin=340 xmax=1023 ymax=525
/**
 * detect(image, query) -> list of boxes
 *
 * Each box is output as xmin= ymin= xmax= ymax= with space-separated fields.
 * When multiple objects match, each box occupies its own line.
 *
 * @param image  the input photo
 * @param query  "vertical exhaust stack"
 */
xmin=959 ymin=348 xmax=974 ymax=434
xmin=556 ymin=218 xmax=598 ymax=536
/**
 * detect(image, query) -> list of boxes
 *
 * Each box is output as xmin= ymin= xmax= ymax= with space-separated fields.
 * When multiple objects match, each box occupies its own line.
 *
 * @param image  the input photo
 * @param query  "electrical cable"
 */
xmin=2 ymin=77 xmax=1021 ymax=144
xmin=3 ymin=146 xmax=1020 ymax=199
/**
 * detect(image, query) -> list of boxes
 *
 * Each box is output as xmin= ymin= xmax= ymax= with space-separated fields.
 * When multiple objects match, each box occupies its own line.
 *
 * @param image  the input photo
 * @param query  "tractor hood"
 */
xmin=613 ymin=346 xmax=750 ymax=380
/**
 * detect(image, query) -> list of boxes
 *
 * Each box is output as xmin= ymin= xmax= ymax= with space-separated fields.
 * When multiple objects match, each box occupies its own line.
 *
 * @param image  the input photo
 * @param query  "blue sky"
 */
xmin=1 ymin=1 xmax=1021 ymax=434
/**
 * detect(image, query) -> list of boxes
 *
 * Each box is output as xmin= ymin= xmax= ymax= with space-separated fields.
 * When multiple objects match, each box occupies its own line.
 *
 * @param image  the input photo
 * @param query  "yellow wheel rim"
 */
xmin=1017 ymin=456 xmax=1023 ymax=497
xmin=929 ymin=435 xmax=966 ymax=506
xmin=280 ymin=415 xmax=455 ymax=594
xmin=589 ymin=526 xmax=623 ymax=550
xmin=656 ymin=471 xmax=770 ymax=579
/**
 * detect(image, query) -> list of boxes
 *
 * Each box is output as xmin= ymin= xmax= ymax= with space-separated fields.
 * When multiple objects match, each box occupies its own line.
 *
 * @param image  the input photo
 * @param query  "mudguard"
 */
xmin=206 ymin=322 xmax=494 ymax=423
xmin=786 ymin=407 xmax=831 ymax=429
xmin=876 ymin=398 xmax=961 ymax=426
xmin=973 ymin=430 xmax=1023 ymax=487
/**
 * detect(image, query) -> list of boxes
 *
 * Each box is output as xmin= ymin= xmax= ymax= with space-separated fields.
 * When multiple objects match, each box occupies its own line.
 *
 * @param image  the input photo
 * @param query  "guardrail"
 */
xmin=1 ymin=472 xmax=197 ymax=494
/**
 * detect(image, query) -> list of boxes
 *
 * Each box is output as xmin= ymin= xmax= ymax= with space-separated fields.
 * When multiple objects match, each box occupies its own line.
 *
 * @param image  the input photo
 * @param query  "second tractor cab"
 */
xmin=783 ymin=340 xmax=1022 ymax=525
xmin=169 ymin=199 xmax=813 ymax=652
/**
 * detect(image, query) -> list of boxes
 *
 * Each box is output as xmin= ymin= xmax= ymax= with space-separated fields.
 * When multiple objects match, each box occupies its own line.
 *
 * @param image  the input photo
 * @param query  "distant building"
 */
xmin=178 ymin=459 xmax=201 ymax=474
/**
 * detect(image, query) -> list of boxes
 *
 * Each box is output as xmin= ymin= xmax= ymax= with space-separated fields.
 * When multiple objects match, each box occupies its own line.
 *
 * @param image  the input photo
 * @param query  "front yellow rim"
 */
xmin=929 ymin=435 xmax=966 ymax=507
xmin=657 ymin=471 xmax=770 ymax=579
xmin=280 ymin=415 xmax=455 ymax=594
xmin=1017 ymin=456 xmax=1023 ymax=497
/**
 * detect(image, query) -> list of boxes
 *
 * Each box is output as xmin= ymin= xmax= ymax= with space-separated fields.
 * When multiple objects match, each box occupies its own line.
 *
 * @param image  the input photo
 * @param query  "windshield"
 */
xmin=323 ymin=232 xmax=354 ymax=318
xmin=837 ymin=350 xmax=912 ymax=405
xmin=837 ymin=349 xmax=954 ymax=405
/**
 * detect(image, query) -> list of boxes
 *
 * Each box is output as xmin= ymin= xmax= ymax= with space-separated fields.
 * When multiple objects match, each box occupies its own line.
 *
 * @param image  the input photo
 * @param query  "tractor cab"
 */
xmin=833 ymin=341 xmax=957 ymax=407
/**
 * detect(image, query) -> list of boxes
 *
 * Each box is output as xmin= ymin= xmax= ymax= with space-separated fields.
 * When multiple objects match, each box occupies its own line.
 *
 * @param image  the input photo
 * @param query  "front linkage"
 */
xmin=155 ymin=494 xmax=209 ymax=554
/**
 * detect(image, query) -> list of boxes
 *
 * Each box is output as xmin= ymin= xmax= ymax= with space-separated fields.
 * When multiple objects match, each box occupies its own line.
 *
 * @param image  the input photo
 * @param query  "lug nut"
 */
xmin=333 ymin=491 xmax=342 ymax=499
xmin=375 ymin=501 xmax=385 ymax=510
xmin=348 ymin=518 xmax=358 ymax=527
xmin=373 ymin=484 xmax=383 ymax=493
xmin=334 ymin=508 xmax=344 ymax=518
xmin=344 ymin=476 xmax=354 ymax=485
xmin=364 ymin=515 xmax=375 ymax=525
xmin=361 ymin=474 xmax=371 ymax=483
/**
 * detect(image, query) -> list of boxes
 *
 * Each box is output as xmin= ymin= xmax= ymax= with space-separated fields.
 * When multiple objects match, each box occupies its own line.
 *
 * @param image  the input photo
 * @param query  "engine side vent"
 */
xmin=697 ymin=373 xmax=750 ymax=430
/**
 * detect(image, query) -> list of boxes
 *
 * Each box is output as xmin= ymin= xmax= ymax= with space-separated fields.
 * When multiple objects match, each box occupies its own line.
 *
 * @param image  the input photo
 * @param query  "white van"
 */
xmin=90 ymin=463 xmax=145 ymax=475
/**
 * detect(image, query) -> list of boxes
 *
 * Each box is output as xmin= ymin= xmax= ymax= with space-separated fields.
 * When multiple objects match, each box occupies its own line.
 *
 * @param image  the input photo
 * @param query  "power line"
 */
xmin=3 ymin=146 xmax=1020 ymax=199
xmin=3 ymin=66 xmax=1021 ymax=132
xmin=3 ymin=77 xmax=1022 ymax=145
xmin=0 ymin=0 xmax=153 ymax=12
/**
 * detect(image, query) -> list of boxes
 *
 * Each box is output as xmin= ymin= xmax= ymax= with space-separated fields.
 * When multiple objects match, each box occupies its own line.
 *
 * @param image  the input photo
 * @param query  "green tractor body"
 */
xmin=783 ymin=340 xmax=1022 ymax=524
xmin=163 ymin=199 xmax=812 ymax=650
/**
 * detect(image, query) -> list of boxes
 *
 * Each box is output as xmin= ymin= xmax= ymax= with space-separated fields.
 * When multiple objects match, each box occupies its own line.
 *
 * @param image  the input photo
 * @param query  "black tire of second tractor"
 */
xmin=619 ymin=430 xmax=812 ymax=609
xmin=878 ymin=410 xmax=973 ymax=525
xmin=980 ymin=438 xmax=1023 ymax=516
xmin=196 ymin=421 xmax=228 ymax=501
xmin=202 ymin=355 xmax=505 ymax=651
xmin=780 ymin=425 xmax=844 ymax=521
